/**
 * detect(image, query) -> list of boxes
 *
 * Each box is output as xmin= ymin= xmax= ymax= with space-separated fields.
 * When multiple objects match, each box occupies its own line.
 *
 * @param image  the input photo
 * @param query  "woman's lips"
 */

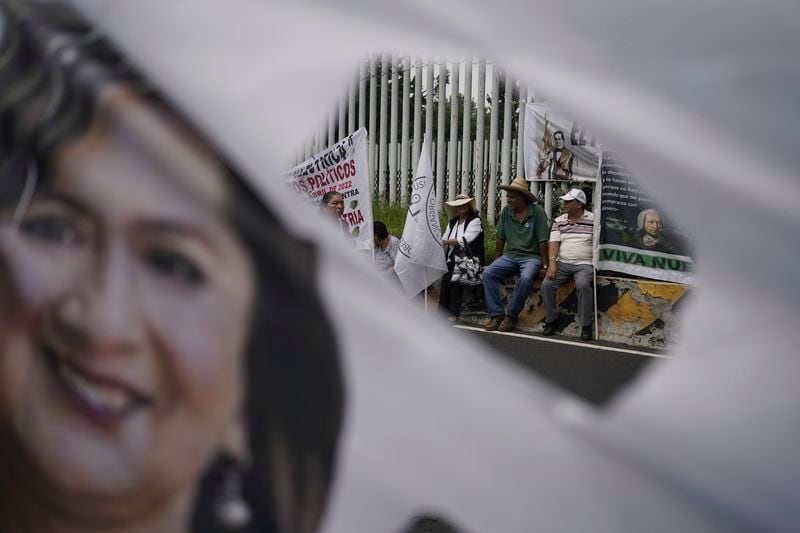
xmin=43 ymin=344 xmax=154 ymax=427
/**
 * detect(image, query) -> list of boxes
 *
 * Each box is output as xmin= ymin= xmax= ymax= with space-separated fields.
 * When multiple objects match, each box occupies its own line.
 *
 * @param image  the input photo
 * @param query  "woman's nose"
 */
xmin=51 ymin=240 xmax=142 ymax=355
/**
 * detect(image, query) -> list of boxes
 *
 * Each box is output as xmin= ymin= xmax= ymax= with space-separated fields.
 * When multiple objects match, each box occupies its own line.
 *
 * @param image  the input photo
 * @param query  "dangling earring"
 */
xmin=215 ymin=459 xmax=252 ymax=530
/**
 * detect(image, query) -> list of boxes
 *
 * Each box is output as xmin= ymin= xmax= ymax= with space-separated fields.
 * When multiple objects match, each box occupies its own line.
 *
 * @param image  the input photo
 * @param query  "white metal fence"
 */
xmin=294 ymin=54 xmax=534 ymax=222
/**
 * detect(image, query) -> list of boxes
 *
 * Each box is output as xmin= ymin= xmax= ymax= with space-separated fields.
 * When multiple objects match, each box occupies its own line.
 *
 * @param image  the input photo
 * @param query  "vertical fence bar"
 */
xmin=488 ymin=64 xmax=500 ymax=221
xmin=339 ymin=87 xmax=347 ymax=140
xmin=545 ymin=181 xmax=554 ymax=219
xmin=389 ymin=54 xmax=399 ymax=204
xmin=461 ymin=56 xmax=473 ymax=195
xmin=447 ymin=60 xmax=460 ymax=201
xmin=511 ymin=139 xmax=518 ymax=179
xmin=425 ymin=57 xmax=434 ymax=160
xmin=328 ymin=102 xmax=336 ymax=148
xmin=358 ymin=57 xmax=366 ymax=130
xmin=401 ymin=55 xmax=411 ymax=204
xmin=316 ymin=121 xmax=324 ymax=154
xmin=457 ymin=140 xmax=463 ymax=179
xmin=475 ymin=58 xmax=486 ymax=213
xmin=412 ymin=56 xmax=422 ymax=176
xmin=431 ymin=140 xmax=437 ymax=175
xmin=348 ymin=68 xmax=356 ymax=135
xmin=436 ymin=59 xmax=447 ymax=212
xmin=378 ymin=53 xmax=389 ymax=201
xmin=368 ymin=54 xmax=378 ymax=191
xmin=501 ymin=70 xmax=513 ymax=206
xmin=516 ymin=83 xmax=527 ymax=180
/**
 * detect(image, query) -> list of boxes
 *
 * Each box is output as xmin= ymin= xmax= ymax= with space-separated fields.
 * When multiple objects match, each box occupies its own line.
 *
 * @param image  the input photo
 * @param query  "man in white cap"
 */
xmin=483 ymin=177 xmax=550 ymax=332
xmin=541 ymin=188 xmax=595 ymax=340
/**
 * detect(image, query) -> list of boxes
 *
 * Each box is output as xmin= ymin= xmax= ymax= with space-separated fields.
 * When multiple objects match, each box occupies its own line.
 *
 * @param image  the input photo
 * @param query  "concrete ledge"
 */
xmin=435 ymin=275 xmax=688 ymax=349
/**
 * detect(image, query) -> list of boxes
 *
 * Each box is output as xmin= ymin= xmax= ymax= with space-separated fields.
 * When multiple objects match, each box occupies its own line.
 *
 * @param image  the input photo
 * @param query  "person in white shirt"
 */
xmin=439 ymin=194 xmax=484 ymax=322
xmin=541 ymin=188 xmax=595 ymax=340
xmin=373 ymin=220 xmax=400 ymax=277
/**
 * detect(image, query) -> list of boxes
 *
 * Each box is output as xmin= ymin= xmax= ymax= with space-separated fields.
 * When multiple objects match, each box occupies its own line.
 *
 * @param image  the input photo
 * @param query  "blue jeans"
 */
xmin=483 ymin=255 xmax=543 ymax=318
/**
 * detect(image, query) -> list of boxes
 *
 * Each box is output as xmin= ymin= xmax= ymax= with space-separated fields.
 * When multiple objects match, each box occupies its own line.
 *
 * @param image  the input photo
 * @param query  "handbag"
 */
xmin=450 ymin=236 xmax=483 ymax=286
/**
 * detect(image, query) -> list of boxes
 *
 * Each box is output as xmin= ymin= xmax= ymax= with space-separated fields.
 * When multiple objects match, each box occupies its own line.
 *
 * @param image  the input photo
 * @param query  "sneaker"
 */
xmin=484 ymin=316 xmax=503 ymax=331
xmin=581 ymin=325 xmax=593 ymax=341
xmin=498 ymin=316 xmax=516 ymax=332
xmin=542 ymin=322 xmax=557 ymax=336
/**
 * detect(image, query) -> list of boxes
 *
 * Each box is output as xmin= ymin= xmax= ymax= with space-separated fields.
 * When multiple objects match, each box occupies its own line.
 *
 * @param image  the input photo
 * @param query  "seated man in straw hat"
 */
xmin=483 ymin=178 xmax=551 ymax=332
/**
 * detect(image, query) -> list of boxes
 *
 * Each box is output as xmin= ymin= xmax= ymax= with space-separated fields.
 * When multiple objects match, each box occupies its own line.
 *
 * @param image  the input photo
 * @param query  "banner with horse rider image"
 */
xmin=596 ymin=153 xmax=694 ymax=284
xmin=523 ymin=102 xmax=601 ymax=184
xmin=287 ymin=127 xmax=373 ymax=250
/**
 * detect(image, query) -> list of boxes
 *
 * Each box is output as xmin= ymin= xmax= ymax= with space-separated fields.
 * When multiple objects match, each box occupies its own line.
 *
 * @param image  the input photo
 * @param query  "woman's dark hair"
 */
xmin=0 ymin=2 xmax=345 ymax=532
xmin=373 ymin=220 xmax=389 ymax=240
xmin=320 ymin=190 xmax=342 ymax=207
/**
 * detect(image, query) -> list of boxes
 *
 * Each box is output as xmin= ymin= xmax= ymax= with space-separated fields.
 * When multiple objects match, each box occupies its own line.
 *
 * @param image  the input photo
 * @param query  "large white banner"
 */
xmin=595 ymin=153 xmax=694 ymax=284
xmin=61 ymin=2 xmax=800 ymax=533
xmin=523 ymin=104 xmax=693 ymax=283
xmin=287 ymin=128 xmax=372 ymax=250
xmin=395 ymin=140 xmax=447 ymax=298
xmin=523 ymin=102 xmax=601 ymax=183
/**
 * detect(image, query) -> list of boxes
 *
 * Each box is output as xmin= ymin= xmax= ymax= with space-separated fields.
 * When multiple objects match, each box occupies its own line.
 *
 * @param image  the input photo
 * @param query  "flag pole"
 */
xmin=592 ymin=152 xmax=603 ymax=341
xmin=593 ymin=268 xmax=599 ymax=341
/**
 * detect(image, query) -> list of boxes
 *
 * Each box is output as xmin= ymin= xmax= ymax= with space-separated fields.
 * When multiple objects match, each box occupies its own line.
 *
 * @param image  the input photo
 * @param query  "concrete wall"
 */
xmin=440 ymin=275 xmax=689 ymax=349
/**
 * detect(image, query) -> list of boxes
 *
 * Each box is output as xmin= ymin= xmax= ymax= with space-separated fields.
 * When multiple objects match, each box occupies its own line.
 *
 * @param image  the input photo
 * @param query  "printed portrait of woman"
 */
xmin=0 ymin=2 xmax=344 ymax=533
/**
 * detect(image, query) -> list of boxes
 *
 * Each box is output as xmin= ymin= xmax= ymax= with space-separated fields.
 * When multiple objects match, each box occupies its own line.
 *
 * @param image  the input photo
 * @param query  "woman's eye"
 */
xmin=19 ymin=215 xmax=84 ymax=246
xmin=143 ymin=248 xmax=206 ymax=286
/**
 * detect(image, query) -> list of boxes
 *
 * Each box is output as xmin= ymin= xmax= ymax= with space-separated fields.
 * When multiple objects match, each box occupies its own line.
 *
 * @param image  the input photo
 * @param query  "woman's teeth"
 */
xmin=56 ymin=361 xmax=133 ymax=415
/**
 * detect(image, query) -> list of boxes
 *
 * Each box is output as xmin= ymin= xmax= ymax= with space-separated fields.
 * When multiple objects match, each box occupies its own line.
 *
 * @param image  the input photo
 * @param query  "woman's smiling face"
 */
xmin=0 ymin=91 xmax=255 ymax=519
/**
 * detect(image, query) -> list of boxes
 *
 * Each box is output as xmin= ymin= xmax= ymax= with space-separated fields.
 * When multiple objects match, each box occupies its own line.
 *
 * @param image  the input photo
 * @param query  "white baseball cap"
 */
xmin=559 ymin=188 xmax=587 ymax=205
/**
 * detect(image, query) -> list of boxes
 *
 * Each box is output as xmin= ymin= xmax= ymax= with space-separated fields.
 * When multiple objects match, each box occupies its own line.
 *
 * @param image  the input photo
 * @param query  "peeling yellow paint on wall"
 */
xmin=607 ymin=292 xmax=656 ymax=327
xmin=637 ymin=282 xmax=687 ymax=302
xmin=522 ymin=279 xmax=574 ymax=325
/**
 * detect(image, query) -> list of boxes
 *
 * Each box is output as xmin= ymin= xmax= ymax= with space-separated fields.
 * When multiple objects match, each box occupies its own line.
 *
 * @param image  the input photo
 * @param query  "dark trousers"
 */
xmin=438 ymin=261 xmax=465 ymax=317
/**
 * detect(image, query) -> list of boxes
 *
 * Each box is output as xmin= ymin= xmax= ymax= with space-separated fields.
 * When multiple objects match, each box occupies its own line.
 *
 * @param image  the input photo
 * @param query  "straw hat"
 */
xmin=444 ymin=193 xmax=476 ymax=218
xmin=498 ymin=177 xmax=536 ymax=203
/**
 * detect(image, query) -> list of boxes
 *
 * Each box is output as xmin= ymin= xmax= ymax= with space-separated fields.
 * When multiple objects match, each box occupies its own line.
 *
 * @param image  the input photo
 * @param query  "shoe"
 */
xmin=498 ymin=316 xmax=516 ymax=332
xmin=542 ymin=322 xmax=557 ymax=336
xmin=447 ymin=316 xmax=459 ymax=323
xmin=484 ymin=316 xmax=503 ymax=331
xmin=581 ymin=325 xmax=593 ymax=341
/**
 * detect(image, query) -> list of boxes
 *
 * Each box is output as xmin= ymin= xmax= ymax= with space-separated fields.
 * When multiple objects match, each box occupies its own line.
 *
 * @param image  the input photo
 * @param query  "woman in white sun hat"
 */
xmin=439 ymin=194 xmax=485 ymax=322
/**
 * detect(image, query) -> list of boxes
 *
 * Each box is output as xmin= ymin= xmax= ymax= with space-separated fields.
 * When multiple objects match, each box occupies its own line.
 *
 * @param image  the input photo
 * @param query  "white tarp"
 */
xmin=63 ymin=1 xmax=800 ymax=532
xmin=394 ymin=140 xmax=447 ymax=298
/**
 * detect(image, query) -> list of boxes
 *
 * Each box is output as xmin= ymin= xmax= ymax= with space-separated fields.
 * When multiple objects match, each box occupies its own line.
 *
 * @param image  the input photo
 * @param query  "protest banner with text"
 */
xmin=287 ymin=128 xmax=372 ymax=250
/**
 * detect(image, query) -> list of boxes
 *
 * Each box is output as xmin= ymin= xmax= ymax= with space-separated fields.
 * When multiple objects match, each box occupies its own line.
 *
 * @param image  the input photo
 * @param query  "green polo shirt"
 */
xmin=495 ymin=203 xmax=550 ymax=259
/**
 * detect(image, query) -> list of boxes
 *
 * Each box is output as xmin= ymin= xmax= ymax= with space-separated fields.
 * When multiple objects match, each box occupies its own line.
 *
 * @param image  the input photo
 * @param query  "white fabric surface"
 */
xmin=65 ymin=1 xmax=800 ymax=531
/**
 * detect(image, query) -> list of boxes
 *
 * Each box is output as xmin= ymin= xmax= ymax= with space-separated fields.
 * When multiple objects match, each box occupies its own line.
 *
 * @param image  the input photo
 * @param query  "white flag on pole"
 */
xmin=395 ymin=139 xmax=447 ymax=298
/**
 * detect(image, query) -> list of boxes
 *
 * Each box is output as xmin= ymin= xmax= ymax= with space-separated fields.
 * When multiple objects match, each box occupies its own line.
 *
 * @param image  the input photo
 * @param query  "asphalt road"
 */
xmin=457 ymin=325 xmax=666 ymax=406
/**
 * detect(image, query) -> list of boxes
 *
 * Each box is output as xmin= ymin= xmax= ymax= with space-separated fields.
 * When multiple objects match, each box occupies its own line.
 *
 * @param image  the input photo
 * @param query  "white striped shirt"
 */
xmin=549 ymin=210 xmax=594 ymax=265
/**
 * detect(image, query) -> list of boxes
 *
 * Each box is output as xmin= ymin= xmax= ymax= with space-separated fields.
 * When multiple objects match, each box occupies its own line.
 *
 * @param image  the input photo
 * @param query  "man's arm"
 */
xmin=495 ymin=239 xmax=506 ymax=259
xmin=536 ymin=240 xmax=549 ymax=278
xmin=546 ymin=241 xmax=560 ymax=280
